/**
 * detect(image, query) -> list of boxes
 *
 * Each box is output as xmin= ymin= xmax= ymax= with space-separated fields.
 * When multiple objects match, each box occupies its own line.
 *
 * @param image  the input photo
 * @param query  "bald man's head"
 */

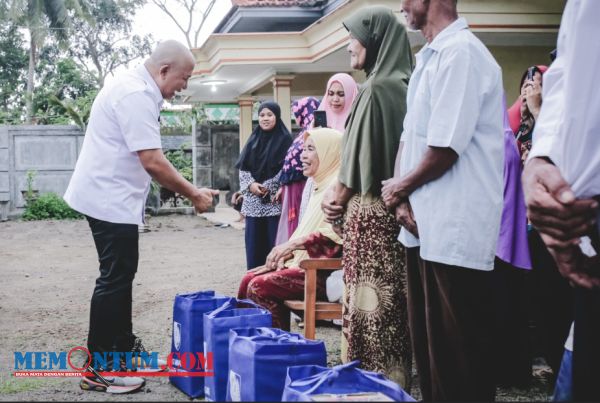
xmin=145 ymin=40 xmax=196 ymax=100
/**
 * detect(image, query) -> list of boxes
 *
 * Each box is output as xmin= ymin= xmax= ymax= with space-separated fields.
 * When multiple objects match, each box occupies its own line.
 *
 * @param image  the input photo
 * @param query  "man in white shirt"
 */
xmin=64 ymin=40 xmax=218 ymax=393
xmin=381 ymin=0 xmax=504 ymax=400
xmin=523 ymin=0 xmax=600 ymax=399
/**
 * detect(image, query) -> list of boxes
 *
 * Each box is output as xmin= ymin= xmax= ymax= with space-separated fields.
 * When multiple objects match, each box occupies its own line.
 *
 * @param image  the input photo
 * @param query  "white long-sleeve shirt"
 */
xmin=529 ymin=0 xmax=600 ymax=199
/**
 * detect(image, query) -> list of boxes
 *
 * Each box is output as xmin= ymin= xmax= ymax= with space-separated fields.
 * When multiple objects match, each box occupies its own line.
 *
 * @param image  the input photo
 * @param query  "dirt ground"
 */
xmin=0 ymin=214 xmax=553 ymax=401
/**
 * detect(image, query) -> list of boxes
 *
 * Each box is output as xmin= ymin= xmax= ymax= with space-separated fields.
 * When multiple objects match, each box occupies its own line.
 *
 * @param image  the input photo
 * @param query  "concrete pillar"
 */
xmin=237 ymin=95 xmax=255 ymax=151
xmin=270 ymin=75 xmax=295 ymax=131
xmin=0 ymin=126 xmax=10 ymax=217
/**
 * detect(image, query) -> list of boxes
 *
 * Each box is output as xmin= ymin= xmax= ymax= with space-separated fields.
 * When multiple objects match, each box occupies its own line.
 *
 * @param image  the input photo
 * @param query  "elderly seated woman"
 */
xmin=238 ymin=127 xmax=343 ymax=330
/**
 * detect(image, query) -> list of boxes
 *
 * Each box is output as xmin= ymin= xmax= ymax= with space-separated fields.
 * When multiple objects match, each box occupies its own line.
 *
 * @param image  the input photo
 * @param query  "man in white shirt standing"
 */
xmin=64 ymin=40 xmax=218 ymax=393
xmin=523 ymin=0 xmax=600 ymax=400
xmin=381 ymin=0 xmax=504 ymax=400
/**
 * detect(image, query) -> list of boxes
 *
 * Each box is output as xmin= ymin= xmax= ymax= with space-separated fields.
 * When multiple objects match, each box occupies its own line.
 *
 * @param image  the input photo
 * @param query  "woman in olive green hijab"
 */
xmin=322 ymin=5 xmax=413 ymax=388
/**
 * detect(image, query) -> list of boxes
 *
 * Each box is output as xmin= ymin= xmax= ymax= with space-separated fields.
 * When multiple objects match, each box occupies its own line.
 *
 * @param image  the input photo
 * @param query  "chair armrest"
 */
xmin=299 ymin=258 xmax=342 ymax=271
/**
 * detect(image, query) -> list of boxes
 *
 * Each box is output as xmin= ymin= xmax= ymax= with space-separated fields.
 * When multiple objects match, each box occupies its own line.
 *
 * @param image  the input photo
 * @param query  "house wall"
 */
xmin=242 ymin=43 xmax=553 ymax=114
xmin=489 ymin=45 xmax=555 ymax=103
xmin=407 ymin=44 xmax=555 ymax=107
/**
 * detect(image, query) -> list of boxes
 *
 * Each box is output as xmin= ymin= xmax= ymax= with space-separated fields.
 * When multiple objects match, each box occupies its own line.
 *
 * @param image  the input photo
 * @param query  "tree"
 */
xmin=8 ymin=0 xmax=89 ymax=123
xmin=0 ymin=22 xmax=28 ymax=124
xmin=150 ymin=0 xmax=217 ymax=49
xmin=69 ymin=0 xmax=154 ymax=88
xmin=32 ymin=46 xmax=97 ymax=126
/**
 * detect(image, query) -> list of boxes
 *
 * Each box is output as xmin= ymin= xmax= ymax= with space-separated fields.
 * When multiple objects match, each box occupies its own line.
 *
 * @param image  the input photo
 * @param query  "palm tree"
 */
xmin=8 ymin=0 xmax=88 ymax=123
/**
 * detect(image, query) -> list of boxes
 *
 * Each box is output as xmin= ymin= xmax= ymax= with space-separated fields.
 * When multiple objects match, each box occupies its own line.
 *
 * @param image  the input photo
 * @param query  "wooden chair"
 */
xmin=284 ymin=258 xmax=343 ymax=339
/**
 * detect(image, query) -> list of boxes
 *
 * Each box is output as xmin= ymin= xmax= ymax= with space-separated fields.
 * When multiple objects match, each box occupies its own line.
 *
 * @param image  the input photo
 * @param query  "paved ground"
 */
xmin=0 ymin=212 xmax=552 ymax=401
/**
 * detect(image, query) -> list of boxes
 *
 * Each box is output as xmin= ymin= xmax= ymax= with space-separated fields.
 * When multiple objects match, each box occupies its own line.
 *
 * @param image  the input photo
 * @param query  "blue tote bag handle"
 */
xmin=207 ymin=298 xmax=265 ymax=318
xmin=283 ymin=361 xmax=415 ymax=402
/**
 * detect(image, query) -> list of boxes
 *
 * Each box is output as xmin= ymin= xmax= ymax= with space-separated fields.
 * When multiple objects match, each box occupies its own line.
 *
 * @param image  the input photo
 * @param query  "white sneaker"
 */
xmin=80 ymin=372 xmax=145 ymax=394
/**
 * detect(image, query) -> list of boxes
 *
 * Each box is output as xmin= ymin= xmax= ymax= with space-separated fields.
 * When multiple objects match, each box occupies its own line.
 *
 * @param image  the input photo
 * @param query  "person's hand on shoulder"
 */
xmin=191 ymin=187 xmax=219 ymax=214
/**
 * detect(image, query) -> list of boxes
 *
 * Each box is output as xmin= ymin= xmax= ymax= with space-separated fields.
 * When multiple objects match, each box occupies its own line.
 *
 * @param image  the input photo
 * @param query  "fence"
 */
xmin=0 ymin=124 xmax=240 ymax=220
xmin=0 ymin=125 xmax=84 ymax=220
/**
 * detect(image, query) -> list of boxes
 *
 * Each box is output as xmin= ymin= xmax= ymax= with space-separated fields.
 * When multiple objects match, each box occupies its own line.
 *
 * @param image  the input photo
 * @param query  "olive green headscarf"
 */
xmin=339 ymin=6 xmax=413 ymax=196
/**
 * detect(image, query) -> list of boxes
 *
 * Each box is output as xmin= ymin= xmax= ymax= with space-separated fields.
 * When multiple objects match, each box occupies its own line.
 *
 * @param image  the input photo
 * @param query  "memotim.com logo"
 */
xmin=13 ymin=346 xmax=213 ymax=378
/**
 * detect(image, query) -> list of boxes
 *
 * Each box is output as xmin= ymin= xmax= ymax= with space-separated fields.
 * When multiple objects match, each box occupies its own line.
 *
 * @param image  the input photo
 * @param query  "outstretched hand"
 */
xmin=191 ymin=188 xmax=219 ymax=214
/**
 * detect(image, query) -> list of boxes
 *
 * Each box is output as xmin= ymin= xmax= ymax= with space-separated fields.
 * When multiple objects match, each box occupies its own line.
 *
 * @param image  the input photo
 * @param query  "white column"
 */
xmin=270 ymin=75 xmax=295 ymax=131
xmin=237 ymin=95 xmax=255 ymax=151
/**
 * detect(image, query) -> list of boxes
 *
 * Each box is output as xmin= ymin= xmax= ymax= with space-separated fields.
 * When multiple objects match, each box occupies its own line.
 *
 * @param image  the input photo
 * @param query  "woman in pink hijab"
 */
xmin=317 ymin=73 xmax=359 ymax=132
xmin=276 ymin=73 xmax=359 ymax=244
xmin=295 ymin=73 xmax=359 ymax=230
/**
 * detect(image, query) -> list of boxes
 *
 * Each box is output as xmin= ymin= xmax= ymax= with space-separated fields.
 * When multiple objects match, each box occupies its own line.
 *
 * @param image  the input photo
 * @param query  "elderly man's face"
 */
xmin=347 ymin=35 xmax=367 ymax=70
xmin=401 ymin=0 xmax=429 ymax=31
xmin=158 ymin=60 xmax=194 ymax=99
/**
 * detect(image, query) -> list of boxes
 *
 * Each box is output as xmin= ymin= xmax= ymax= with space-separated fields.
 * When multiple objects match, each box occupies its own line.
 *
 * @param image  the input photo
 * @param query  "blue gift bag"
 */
xmin=553 ymin=349 xmax=573 ymax=402
xmin=169 ymin=290 xmax=233 ymax=398
xmin=203 ymin=300 xmax=272 ymax=402
xmin=226 ymin=327 xmax=327 ymax=402
xmin=282 ymin=361 xmax=415 ymax=402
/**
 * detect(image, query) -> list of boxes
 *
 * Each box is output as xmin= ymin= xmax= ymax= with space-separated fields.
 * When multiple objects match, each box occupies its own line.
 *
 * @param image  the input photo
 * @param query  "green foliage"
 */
xmin=69 ymin=0 xmax=153 ymax=87
xmin=165 ymin=146 xmax=193 ymax=182
xmin=7 ymin=0 xmax=92 ymax=122
xmin=160 ymin=104 xmax=208 ymax=135
xmin=5 ymin=0 xmax=149 ymax=124
xmin=22 ymin=192 xmax=83 ymax=220
xmin=33 ymin=52 xmax=98 ymax=126
xmin=48 ymin=89 xmax=96 ymax=130
xmin=0 ymin=22 xmax=28 ymax=123
xmin=23 ymin=169 xmax=36 ymax=201
xmin=0 ymin=377 xmax=48 ymax=394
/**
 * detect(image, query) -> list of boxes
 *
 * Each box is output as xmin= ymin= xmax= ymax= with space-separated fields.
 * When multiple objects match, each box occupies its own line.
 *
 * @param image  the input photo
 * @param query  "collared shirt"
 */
xmin=529 ymin=0 xmax=600 ymax=200
xmin=398 ymin=18 xmax=505 ymax=271
xmin=64 ymin=64 xmax=163 ymax=225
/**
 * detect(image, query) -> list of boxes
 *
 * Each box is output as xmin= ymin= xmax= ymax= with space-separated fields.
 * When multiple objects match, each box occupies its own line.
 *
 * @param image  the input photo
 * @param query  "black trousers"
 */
xmin=86 ymin=216 xmax=139 ymax=358
xmin=573 ymin=224 xmax=600 ymax=401
xmin=528 ymin=228 xmax=573 ymax=381
xmin=244 ymin=215 xmax=279 ymax=270
xmin=491 ymin=257 xmax=532 ymax=387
